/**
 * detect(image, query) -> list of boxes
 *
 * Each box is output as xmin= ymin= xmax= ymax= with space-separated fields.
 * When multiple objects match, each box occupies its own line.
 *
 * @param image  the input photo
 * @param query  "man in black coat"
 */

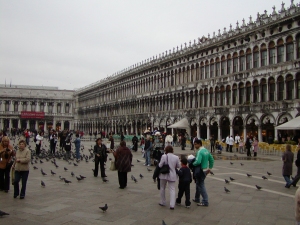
xmin=287 ymin=148 xmax=300 ymax=188
xmin=93 ymin=138 xmax=109 ymax=180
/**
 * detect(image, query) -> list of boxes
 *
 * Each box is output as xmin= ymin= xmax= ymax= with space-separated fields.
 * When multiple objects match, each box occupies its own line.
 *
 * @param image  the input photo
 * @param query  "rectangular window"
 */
xmin=31 ymin=104 xmax=36 ymax=112
xmin=209 ymin=93 xmax=213 ymax=106
xmin=200 ymin=67 xmax=204 ymax=79
xmin=246 ymin=87 xmax=251 ymax=102
xmin=65 ymin=104 xmax=70 ymax=113
xmin=5 ymin=102 xmax=9 ymax=111
xmin=23 ymin=103 xmax=27 ymax=111
xmin=221 ymin=61 xmax=226 ymax=75
xmin=233 ymin=58 xmax=238 ymax=73
xmin=14 ymin=103 xmax=18 ymax=112
xmin=261 ymin=85 xmax=267 ymax=102
xmin=253 ymin=52 xmax=259 ymax=68
xmin=210 ymin=64 xmax=214 ymax=78
xmin=215 ymin=62 xmax=220 ymax=76
xmin=287 ymin=81 xmax=294 ymax=100
xmin=227 ymin=59 xmax=232 ymax=74
xmin=246 ymin=54 xmax=252 ymax=69
xmin=221 ymin=91 xmax=225 ymax=106
xmin=232 ymin=89 xmax=237 ymax=105
xmin=239 ymin=88 xmax=244 ymax=104
xmin=205 ymin=65 xmax=209 ymax=79
xmin=48 ymin=104 xmax=53 ymax=113
xmin=40 ymin=104 xmax=44 ymax=112
xmin=253 ymin=86 xmax=259 ymax=103
xmin=215 ymin=93 xmax=220 ymax=106
xmin=286 ymin=43 xmax=294 ymax=61
xmin=261 ymin=50 xmax=267 ymax=66
xmin=240 ymin=56 xmax=245 ymax=71
xmin=204 ymin=94 xmax=208 ymax=107
xmin=226 ymin=91 xmax=231 ymax=105
xmin=269 ymin=48 xmax=276 ymax=65
xmin=269 ymin=83 xmax=275 ymax=101
xmin=277 ymin=46 xmax=284 ymax=63
xmin=278 ymin=82 xmax=284 ymax=100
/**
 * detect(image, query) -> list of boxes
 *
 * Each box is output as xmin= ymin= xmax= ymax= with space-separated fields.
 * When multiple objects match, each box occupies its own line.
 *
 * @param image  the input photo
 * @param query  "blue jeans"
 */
xmin=195 ymin=174 xmax=208 ymax=205
xmin=283 ymin=175 xmax=291 ymax=186
xmin=14 ymin=171 xmax=29 ymax=197
xmin=76 ymin=147 xmax=80 ymax=159
xmin=145 ymin=151 xmax=151 ymax=165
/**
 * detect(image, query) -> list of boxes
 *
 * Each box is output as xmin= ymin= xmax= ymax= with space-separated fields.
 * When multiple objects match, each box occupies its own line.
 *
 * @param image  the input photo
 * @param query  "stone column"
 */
xmin=26 ymin=120 xmax=29 ymax=129
xmin=274 ymin=126 xmax=278 ymax=142
xmin=258 ymin=125 xmax=262 ymax=142
xmin=243 ymin=126 xmax=247 ymax=142
xmin=35 ymin=120 xmax=38 ymax=130
xmin=230 ymin=125 xmax=234 ymax=136
xmin=218 ymin=125 xmax=221 ymax=141
xmin=206 ymin=125 xmax=210 ymax=140
xmin=9 ymin=101 xmax=13 ymax=112
xmin=18 ymin=119 xmax=21 ymax=128
xmin=61 ymin=120 xmax=64 ymax=131
xmin=9 ymin=118 xmax=12 ymax=129
xmin=0 ymin=118 xmax=3 ymax=130
xmin=135 ymin=122 xmax=138 ymax=136
xmin=196 ymin=124 xmax=200 ymax=139
xmin=36 ymin=101 xmax=40 ymax=112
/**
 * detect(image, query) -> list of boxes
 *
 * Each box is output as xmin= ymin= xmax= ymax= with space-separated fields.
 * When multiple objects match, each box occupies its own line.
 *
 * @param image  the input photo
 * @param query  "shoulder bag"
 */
xmin=160 ymin=154 xmax=170 ymax=174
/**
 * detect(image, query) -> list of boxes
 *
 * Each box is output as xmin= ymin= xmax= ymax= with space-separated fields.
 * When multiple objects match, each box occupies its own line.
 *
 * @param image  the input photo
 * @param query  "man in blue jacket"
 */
xmin=192 ymin=139 xmax=214 ymax=206
xmin=73 ymin=134 xmax=81 ymax=160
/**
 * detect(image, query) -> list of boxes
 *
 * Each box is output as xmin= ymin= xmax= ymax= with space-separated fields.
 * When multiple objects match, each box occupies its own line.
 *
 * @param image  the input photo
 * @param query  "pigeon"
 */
xmin=225 ymin=179 xmax=230 ymax=184
xmin=51 ymin=170 xmax=56 ymax=175
xmin=137 ymin=159 xmax=141 ymax=162
xmin=71 ymin=172 xmax=75 ymax=177
xmin=247 ymin=173 xmax=252 ymax=177
xmin=76 ymin=176 xmax=82 ymax=181
xmin=54 ymin=164 xmax=59 ymax=168
xmin=162 ymin=220 xmax=167 ymax=225
xmin=224 ymin=187 xmax=230 ymax=193
xmin=79 ymin=175 xmax=86 ymax=179
xmin=255 ymin=185 xmax=262 ymax=190
xmin=31 ymin=161 xmax=34 ymax=165
xmin=131 ymin=164 xmax=134 ymax=167
xmin=131 ymin=175 xmax=134 ymax=180
xmin=209 ymin=171 xmax=214 ymax=175
xmin=230 ymin=162 xmax=233 ymax=165
xmin=102 ymin=178 xmax=108 ymax=183
xmin=40 ymin=160 xmax=43 ymax=163
xmin=33 ymin=166 xmax=38 ymax=170
xmin=64 ymin=179 xmax=72 ymax=184
xmin=41 ymin=169 xmax=47 ymax=176
xmin=99 ymin=204 xmax=108 ymax=212
xmin=240 ymin=163 xmax=244 ymax=166
xmin=147 ymin=168 xmax=152 ymax=172
xmin=41 ymin=180 xmax=46 ymax=187
xmin=59 ymin=176 xmax=65 ymax=181
xmin=267 ymin=172 xmax=272 ymax=176
xmin=229 ymin=177 xmax=235 ymax=181
xmin=140 ymin=174 xmax=144 ymax=178
xmin=0 ymin=210 xmax=9 ymax=217
xmin=64 ymin=167 xmax=68 ymax=171
xmin=34 ymin=160 xmax=38 ymax=163
xmin=73 ymin=163 xmax=78 ymax=166
xmin=133 ymin=177 xmax=138 ymax=183
xmin=68 ymin=161 xmax=72 ymax=165
xmin=262 ymin=176 xmax=268 ymax=180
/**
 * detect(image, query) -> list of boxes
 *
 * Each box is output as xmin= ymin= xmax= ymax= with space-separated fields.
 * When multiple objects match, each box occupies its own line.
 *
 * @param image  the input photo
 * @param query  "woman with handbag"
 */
xmin=158 ymin=146 xmax=180 ymax=210
xmin=0 ymin=136 xmax=15 ymax=193
xmin=113 ymin=141 xmax=132 ymax=189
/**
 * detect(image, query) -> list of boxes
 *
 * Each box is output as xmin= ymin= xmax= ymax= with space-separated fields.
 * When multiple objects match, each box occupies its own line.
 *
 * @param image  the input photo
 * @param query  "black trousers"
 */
xmin=291 ymin=167 xmax=300 ymax=186
xmin=210 ymin=144 xmax=215 ymax=153
xmin=118 ymin=171 xmax=128 ymax=188
xmin=0 ymin=167 xmax=11 ymax=191
xmin=36 ymin=144 xmax=41 ymax=156
xmin=226 ymin=144 xmax=229 ymax=152
xmin=229 ymin=145 xmax=233 ymax=152
xmin=191 ymin=143 xmax=194 ymax=150
xmin=176 ymin=181 xmax=191 ymax=206
xmin=94 ymin=157 xmax=106 ymax=177
xmin=246 ymin=147 xmax=251 ymax=156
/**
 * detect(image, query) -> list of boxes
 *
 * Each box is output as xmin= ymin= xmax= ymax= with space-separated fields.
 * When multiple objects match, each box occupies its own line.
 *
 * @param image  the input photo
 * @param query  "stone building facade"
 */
xmin=0 ymin=84 xmax=74 ymax=132
xmin=74 ymin=2 xmax=300 ymax=142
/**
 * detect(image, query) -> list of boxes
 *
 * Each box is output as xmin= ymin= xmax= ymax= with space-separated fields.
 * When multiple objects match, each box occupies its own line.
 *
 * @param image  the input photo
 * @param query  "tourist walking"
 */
xmin=13 ymin=140 xmax=30 ymax=199
xmin=144 ymin=137 xmax=153 ymax=166
xmin=228 ymin=135 xmax=234 ymax=153
xmin=73 ymin=134 xmax=81 ymax=160
xmin=109 ymin=135 xmax=114 ymax=150
xmin=35 ymin=132 xmax=43 ymax=156
xmin=176 ymin=157 xmax=192 ymax=208
xmin=282 ymin=144 xmax=294 ymax=188
xmin=225 ymin=135 xmax=230 ymax=152
xmin=132 ymin=135 xmax=138 ymax=152
xmin=192 ymin=139 xmax=214 ymax=206
xmin=288 ymin=145 xmax=300 ymax=188
xmin=209 ymin=135 xmax=215 ymax=153
xmin=235 ymin=134 xmax=241 ymax=152
xmin=113 ymin=141 xmax=132 ymax=189
xmin=0 ymin=136 xmax=15 ymax=193
xmin=245 ymin=136 xmax=252 ymax=157
xmin=252 ymin=137 xmax=258 ymax=157
xmin=93 ymin=138 xmax=109 ymax=180
xmin=181 ymin=135 xmax=186 ymax=150
xmin=158 ymin=146 xmax=180 ymax=210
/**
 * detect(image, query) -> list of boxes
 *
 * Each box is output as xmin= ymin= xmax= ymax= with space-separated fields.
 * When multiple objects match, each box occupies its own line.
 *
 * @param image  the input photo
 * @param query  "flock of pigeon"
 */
xmin=220 ymin=161 xmax=272 ymax=193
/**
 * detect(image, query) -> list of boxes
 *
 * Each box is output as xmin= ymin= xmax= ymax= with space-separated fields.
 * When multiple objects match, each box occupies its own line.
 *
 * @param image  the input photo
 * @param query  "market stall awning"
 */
xmin=275 ymin=116 xmax=300 ymax=130
xmin=168 ymin=118 xmax=189 ymax=129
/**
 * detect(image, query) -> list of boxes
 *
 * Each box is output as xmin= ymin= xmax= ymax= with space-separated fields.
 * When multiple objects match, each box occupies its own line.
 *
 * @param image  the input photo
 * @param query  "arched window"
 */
xmin=286 ymin=74 xmax=294 ymax=100
xmin=269 ymin=77 xmax=275 ymax=101
xmin=204 ymin=89 xmax=208 ymax=107
xmin=253 ymin=46 xmax=259 ymax=68
xmin=245 ymin=82 xmax=251 ymax=102
xmin=226 ymin=85 xmax=231 ymax=105
xmin=246 ymin=48 xmax=252 ymax=70
xmin=215 ymin=87 xmax=220 ymax=106
xmin=200 ymin=62 xmax=204 ymax=80
xmin=227 ymin=55 xmax=232 ymax=74
xmin=196 ymin=64 xmax=200 ymax=80
xmin=220 ymin=86 xmax=225 ymax=106
xmin=239 ymin=83 xmax=244 ymax=104
xmin=253 ymin=80 xmax=259 ymax=103
xmin=215 ymin=58 xmax=220 ymax=76
xmin=205 ymin=61 xmax=209 ymax=79
xmin=232 ymin=84 xmax=237 ymax=105
xmin=240 ymin=51 xmax=245 ymax=71
xmin=277 ymin=76 xmax=284 ymax=100
xmin=297 ymin=74 xmax=300 ymax=99
xmin=221 ymin=56 xmax=226 ymax=75
xmin=286 ymin=36 xmax=294 ymax=61
xmin=269 ymin=41 xmax=276 ymax=65
xmin=233 ymin=52 xmax=238 ymax=73
xmin=200 ymin=90 xmax=203 ymax=107
xmin=210 ymin=59 xmax=215 ymax=78
xmin=261 ymin=44 xmax=267 ymax=66
xmin=209 ymin=88 xmax=213 ymax=107
xmin=261 ymin=79 xmax=267 ymax=102
xmin=277 ymin=39 xmax=284 ymax=63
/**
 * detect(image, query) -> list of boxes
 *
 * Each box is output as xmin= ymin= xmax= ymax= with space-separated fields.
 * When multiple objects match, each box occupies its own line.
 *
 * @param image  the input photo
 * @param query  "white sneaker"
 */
xmin=143 ymin=163 xmax=147 ymax=166
xmin=147 ymin=164 xmax=151 ymax=167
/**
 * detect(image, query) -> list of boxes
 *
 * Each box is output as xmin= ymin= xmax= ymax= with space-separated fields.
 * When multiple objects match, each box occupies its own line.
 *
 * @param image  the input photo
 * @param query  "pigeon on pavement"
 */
xmin=147 ymin=168 xmax=152 ymax=172
xmin=225 ymin=179 xmax=230 ymax=184
xmin=99 ymin=204 xmax=108 ymax=212
xmin=230 ymin=162 xmax=233 ymax=165
xmin=64 ymin=167 xmax=68 ymax=171
xmin=79 ymin=175 xmax=86 ymax=179
xmin=0 ymin=210 xmax=9 ymax=216
xmin=229 ymin=177 xmax=235 ymax=181
xmin=64 ymin=179 xmax=72 ymax=184
xmin=255 ymin=185 xmax=262 ymax=190
xmin=71 ymin=172 xmax=75 ymax=177
xmin=137 ymin=159 xmax=141 ymax=162
xmin=51 ymin=170 xmax=56 ymax=175
xmin=262 ymin=176 xmax=268 ymax=180
xmin=76 ymin=176 xmax=82 ymax=181
xmin=41 ymin=180 xmax=46 ymax=187
xmin=267 ymin=172 xmax=272 ymax=176
xmin=247 ymin=173 xmax=252 ymax=177
xmin=33 ymin=166 xmax=38 ymax=170
xmin=224 ymin=187 xmax=230 ymax=193
xmin=140 ymin=174 xmax=143 ymax=178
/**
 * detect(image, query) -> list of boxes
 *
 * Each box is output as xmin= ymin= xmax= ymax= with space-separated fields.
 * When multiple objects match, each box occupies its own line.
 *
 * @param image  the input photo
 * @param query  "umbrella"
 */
xmin=155 ymin=132 xmax=161 ymax=136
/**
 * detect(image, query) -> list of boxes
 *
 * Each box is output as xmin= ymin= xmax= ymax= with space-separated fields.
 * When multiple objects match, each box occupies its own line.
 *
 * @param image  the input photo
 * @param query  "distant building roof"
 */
xmin=0 ymin=84 xmax=59 ymax=90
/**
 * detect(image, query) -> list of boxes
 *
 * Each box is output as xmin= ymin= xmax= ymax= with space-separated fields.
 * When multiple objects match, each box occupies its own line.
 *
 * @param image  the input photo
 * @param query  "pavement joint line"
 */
xmin=215 ymin=165 xmax=283 ymax=179
xmin=207 ymin=176 xmax=295 ymax=198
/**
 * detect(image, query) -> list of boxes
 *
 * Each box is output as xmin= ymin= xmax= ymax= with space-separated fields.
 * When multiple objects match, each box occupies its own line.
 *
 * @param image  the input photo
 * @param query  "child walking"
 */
xmin=176 ymin=157 xmax=192 ymax=208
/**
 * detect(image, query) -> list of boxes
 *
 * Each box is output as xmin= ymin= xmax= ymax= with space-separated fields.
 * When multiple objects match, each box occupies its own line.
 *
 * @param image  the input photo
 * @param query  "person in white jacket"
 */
xmin=35 ymin=132 xmax=44 ymax=156
xmin=228 ymin=135 xmax=234 ymax=153
xmin=225 ymin=135 xmax=230 ymax=152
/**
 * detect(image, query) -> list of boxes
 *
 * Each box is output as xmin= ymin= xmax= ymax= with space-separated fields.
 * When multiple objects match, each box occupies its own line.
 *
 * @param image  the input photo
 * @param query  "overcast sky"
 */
xmin=0 ymin=0 xmax=292 ymax=90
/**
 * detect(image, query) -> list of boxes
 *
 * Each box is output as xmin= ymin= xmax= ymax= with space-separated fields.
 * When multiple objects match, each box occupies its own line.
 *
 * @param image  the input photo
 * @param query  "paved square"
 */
xmin=0 ymin=139 xmax=296 ymax=225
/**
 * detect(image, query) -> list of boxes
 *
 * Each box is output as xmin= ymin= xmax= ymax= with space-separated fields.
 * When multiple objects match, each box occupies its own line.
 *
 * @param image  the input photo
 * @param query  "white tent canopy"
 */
xmin=275 ymin=116 xmax=300 ymax=130
xmin=168 ymin=118 xmax=189 ymax=129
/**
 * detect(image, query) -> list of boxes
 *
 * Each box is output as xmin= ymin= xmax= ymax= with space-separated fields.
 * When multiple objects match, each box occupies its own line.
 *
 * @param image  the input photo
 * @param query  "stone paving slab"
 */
xmin=0 ymin=139 xmax=297 ymax=225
